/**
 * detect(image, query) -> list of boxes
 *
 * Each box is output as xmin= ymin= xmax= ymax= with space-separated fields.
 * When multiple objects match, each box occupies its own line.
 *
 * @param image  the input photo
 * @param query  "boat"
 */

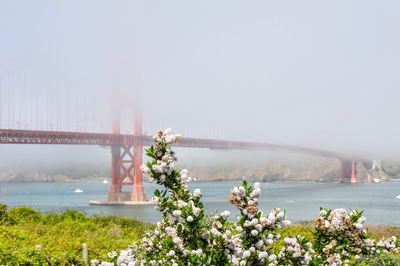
xmin=74 ymin=188 xmax=83 ymax=193
xmin=396 ymin=194 xmax=400 ymax=199
xmin=102 ymin=179 xmax=109 ymax=184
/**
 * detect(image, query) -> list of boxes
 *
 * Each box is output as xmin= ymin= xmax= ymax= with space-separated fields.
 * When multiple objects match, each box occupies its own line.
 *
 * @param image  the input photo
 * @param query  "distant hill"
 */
xmin=0 ymin=158 xmax=395 ymax=183
xmin=186 ymin=158 xmax=392 ymax=183
xmin=0 ymin=164 xmax=108 ymax=183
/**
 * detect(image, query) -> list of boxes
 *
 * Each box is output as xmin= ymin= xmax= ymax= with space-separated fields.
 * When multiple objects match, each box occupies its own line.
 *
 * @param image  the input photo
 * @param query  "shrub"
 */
xmin=7 ymin=206 xmax=42 ymax=224
xmin=95 ymin=128 xmax=400 ymax=266
xmin=0 ymin=203 xmax=8 ymax=224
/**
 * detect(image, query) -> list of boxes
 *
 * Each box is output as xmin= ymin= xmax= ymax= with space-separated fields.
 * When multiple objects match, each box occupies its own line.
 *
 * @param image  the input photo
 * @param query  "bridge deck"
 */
xmin=0 ymin=129 xmax=350 ymax=159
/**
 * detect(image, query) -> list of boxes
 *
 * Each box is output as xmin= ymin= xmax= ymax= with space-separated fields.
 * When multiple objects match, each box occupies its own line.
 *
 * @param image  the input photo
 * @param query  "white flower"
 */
xmin=276 ymin=211 xmax=285 ymax=220
xmin=236 ymin=226 xmax=243 ymax=233
xmin=251 ymin=230 xmax=258 ymax=236
xmin=242 ymin=250 xmax=251 ymax=258
xmin=255 ymin=224 xmax=263 ymax=232
xmin=210 ymin=228 xmax=221 ymax=236
xmin=358 ymin=216 xmax=367 ymax=224
xmin=193 ymin=188 xmax=202 ymax=197
xmin=251 ymin=218 xmax=258 ymax=225
xmin=172 ymin=210 xmax=182 ymax=217
xmin=187 ymin=216 xmax=194 ymax=222
xmin=159 ymin=175 xmax=166 ymax=182
xmin=90 ymin=259 xmax=99 ymax=265
xmin=177 ymin=200 xmax=187 ymax=208
xmin=354 ymin=222 xmax=363 ymax=230
xmin=283 ymin=220 xmax=291 ymax=226
xmin=256 ymin=240 xmax=265 ymax=248
xmin=284 ymin=237 xmax=293 ymax=245
xmin=165 ymin=135 xmax=173 ymax=143
xmin=195 ymin=249 xmax=203 ymax=256
xmin=324 ymin=220 xmax=330 ymax=228
xmin=192 ymin=206 xmax=201 ymax=216
xmin=259 ymin=251 xmax=268 ymax=259
xmin=181 ymin=169 xmax=188 ymax=175
xmin=108 ymin=251 xmax=117 ymax=259
xmin=232 ymin=258 xmax=239 ymax=265
xmin=269 ymin=254 xmax=277 ymax=262
xmin=265 ymin=238 xmax=274 ymax=245
xmin=140 ymin=165 xmax=150 ymax=174
xmin=167 ymin=250 xmax=175 ymax=257
xmin=232 ymin=187 xmax=240 ymax=194
xmin=221 ymin=210 xmax=230 ymax=218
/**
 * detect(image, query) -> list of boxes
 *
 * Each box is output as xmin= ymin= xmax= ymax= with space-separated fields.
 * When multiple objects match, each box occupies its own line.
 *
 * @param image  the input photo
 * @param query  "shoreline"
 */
xmin=1 ymin=178 xmax=397 ymax=184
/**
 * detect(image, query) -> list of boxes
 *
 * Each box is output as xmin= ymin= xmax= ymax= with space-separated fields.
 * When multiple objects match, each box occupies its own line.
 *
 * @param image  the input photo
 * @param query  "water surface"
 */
xmin=1 ymin=180 xmax=399 ymax=225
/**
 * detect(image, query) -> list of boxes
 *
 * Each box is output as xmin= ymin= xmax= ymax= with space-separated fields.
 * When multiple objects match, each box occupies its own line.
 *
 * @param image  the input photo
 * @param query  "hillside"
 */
xmin=0 ymin=158 xmax=395 ymax=183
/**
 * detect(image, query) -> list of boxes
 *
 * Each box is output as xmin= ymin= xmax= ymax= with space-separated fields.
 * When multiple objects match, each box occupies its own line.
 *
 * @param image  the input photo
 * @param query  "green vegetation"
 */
xmin=0 ymin=203 xmax=399 ymax=265
xmin=0 ymin=204 xmax=400 ymax=265
xmin=0 ymin=204 xmax=148 ymax=265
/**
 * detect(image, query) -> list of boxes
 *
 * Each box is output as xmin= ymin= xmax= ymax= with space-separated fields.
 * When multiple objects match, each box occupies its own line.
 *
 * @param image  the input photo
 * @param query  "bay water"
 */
xmin=1 ymin=180 xmax=399 ymax=225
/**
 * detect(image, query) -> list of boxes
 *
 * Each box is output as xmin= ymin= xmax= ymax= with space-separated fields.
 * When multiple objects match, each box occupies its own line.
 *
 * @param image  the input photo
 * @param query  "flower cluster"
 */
xmin=313 ymin=208 xmax=399 ymax=265
xmin=140 ymin=128 xmax=181 ymax=185
xmin=226 ymin=181 xmax=291 ymax=265
xmin=276 ymin=235 xmax=315 ymax=265
xmin=94 ymin=129 xmax=400 ymax=266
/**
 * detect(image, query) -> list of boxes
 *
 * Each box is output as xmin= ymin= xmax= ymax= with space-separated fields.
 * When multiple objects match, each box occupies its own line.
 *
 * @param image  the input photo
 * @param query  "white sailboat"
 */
xmin=74 ymin=188 xmax=83 ymax=193
xmin=102 ymin=179 xmax=109 ymax=184
xmin=396 ymin=194 xmax=400 ymax=199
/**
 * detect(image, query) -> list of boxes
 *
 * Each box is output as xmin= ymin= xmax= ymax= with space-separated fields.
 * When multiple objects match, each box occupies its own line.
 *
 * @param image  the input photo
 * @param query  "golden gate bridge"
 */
xmin=0 ymin=62 xmax=365 ymax=204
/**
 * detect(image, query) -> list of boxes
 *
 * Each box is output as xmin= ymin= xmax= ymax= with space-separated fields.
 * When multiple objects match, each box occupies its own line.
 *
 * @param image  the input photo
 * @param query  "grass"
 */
xmin=0 ymin=204 xmax=149 ymax=265
xmin=366 ymin=225 xmax=400 ymax=239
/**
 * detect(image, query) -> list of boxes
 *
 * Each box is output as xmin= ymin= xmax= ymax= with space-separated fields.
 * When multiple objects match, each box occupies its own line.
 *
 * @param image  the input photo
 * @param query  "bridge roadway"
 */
xmin=0 ymin=129 xmax=352 ymax=160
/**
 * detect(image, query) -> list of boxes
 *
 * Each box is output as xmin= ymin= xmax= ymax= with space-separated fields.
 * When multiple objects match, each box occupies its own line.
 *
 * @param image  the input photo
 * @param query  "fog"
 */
xmin=1 ymin=0 xmax=400 ymax=169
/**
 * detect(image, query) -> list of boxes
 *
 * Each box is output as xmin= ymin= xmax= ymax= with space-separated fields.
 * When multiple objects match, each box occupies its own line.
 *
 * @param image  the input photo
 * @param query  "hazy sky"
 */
xmin=1 ymin=0 xmax=400 ymax=165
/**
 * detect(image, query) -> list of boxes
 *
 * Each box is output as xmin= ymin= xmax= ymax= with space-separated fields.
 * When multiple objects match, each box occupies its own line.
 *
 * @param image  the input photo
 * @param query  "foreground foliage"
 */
xmin=0 ymin=205 xmax=147 ymax=265
xmin=95 ymin=129 xmax=400 ymax=266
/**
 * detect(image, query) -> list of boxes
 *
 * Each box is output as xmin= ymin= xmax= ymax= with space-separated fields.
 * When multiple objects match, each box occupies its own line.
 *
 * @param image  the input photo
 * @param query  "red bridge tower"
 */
xmin=108 ymin=109 xmax=146 ymax=202
xmin=339 ymin=159 xmax=357 ymax=183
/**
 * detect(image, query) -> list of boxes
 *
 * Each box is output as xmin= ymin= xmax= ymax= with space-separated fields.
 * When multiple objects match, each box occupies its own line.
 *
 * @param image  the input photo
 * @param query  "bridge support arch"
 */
xmin=107 ymin=109 xmax=146 ymax=202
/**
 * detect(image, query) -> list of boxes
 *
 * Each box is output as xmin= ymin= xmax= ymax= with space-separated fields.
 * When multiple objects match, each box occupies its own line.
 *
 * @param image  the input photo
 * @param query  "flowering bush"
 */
xmin=226 ymin=181 xmax=291 ymax=265
xmin=94 ymin=129 xmax=399 ymax=266
xmin=313 ymin=208 xmax=399 ymax=265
